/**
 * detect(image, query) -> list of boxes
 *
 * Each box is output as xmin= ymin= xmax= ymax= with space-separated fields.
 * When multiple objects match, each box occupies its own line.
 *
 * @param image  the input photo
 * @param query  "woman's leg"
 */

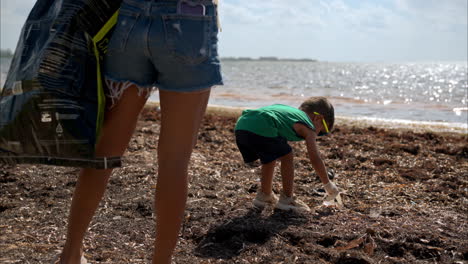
xmin=59 ymin=85 xmax=148 ymax=263
xmin=152 ymin=89 xmax=210 ymax=264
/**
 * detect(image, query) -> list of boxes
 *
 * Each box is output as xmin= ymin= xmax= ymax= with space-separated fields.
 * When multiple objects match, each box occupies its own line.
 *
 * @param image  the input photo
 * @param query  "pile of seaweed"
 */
xmin=1 ymin=106 xmax=467 ymax=263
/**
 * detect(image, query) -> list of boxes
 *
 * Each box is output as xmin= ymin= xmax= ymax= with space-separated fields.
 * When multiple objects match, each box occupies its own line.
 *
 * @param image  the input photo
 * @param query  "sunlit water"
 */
xmin=206 ymin=60 xmax=467 ymax=126
xmin=2 ymin=58 xmax=467 ymax=131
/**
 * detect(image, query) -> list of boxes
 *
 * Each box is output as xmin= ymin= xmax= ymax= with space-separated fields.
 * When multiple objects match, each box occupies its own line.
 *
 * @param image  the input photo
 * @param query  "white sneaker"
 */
xmin=324 ymin=181 xmax=339 ymax=199
xmin=275 ymin=193 xmax=311 ymax=213
xmin=253 ymin=191 xmax=279 ymax=208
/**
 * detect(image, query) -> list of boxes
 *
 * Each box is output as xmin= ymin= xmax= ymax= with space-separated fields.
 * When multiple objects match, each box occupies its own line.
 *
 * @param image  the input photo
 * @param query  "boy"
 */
xmin=235 ymin=97 xmax=339 ymax=212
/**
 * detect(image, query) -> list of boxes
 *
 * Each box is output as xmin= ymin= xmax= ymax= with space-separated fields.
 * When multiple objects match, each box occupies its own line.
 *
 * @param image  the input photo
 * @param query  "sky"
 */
xmin=1 ymin=0 xmax=467 ymax=62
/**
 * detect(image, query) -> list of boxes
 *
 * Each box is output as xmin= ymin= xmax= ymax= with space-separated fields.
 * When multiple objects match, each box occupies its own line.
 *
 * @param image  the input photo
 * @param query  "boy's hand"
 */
xmin=324 ymin=181 xmax=339 ymax=198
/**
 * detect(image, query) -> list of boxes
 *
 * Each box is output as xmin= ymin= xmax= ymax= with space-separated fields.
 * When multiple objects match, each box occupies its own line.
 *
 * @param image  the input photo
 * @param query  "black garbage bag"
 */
xmin=0 ymin=0 xmax=123 ymax=168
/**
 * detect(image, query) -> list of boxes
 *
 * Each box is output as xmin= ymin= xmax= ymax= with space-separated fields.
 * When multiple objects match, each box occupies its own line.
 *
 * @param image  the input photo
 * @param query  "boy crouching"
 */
xmin=235 ymin=97 xmax=339 ymax=212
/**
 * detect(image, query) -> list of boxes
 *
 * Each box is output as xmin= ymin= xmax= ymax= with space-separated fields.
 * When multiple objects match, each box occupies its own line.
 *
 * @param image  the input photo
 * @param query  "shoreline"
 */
xmin=145 ymin=102 xmax=468 ymax=134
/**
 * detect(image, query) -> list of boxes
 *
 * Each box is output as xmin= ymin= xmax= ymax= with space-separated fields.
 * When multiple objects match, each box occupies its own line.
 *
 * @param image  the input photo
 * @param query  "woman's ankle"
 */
xmin=59 ymin=245 xmax=84 ymax=263
xmin=152 ymin=253 xmax=172 ymax=264
xmin=56 ymin=254 xmax=83 ymax=264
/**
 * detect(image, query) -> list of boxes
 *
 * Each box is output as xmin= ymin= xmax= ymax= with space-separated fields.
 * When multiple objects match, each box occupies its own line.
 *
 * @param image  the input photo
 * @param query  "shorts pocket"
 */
xmin=107 ymin=9 xmax=139 ymax=53
xmin=162 ymin=14 xmax=214 ymax=65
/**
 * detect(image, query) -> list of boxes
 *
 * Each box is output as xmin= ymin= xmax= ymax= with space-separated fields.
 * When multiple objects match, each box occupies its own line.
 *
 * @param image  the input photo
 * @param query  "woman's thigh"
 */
xmin=157 ymin=89 xmax=211 ymax=164
xmin=95 ymin=85 xmax=149 ymax=157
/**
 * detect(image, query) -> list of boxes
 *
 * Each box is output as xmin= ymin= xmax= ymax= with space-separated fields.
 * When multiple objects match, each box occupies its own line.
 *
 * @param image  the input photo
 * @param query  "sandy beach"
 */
xmin=1 ymin=103 xmax=467 ymax=263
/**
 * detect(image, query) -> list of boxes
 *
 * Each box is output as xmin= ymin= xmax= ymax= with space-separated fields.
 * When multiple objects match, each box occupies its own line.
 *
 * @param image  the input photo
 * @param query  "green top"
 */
xmin=235 ymin=104 xmax=315 ymax=141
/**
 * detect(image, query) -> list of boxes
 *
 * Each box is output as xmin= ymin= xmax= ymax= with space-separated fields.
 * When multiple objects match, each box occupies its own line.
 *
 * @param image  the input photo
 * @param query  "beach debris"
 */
xmin=363 ymin=235 xmax=376 ymax=256
xmin=322 ymin=192 xmax=344 ymax=208
xmin=2 ymin=107 xmax=467 ymax=263
xmin=335 ymin=233 xmax=377 ymax=256
xmin=335 ymin=235 xmax=365 ymax=251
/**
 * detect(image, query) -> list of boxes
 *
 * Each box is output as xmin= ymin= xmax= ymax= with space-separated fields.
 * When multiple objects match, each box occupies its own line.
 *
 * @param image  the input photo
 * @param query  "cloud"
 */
xmin=0 ymin=0 xmax=466 ymax=61
xmin=0 ymin=0 xmax=35 ymax=26
xmin=220 ymin=0 xmax=400 ymax=37
xmin=219 ymin=2 xmax=262 ymax=24
xmin=220 ymin=0 xmax=467 ymax=33
xmin=0 ymin=0 xmax=36 ymax=50
xmin=218 ymin=0 xmax=467 ymax=61
xmin=220 ymin=0 xmax=326 ymax=27
xmin=394 ymin=0 xmax=467 ymax=28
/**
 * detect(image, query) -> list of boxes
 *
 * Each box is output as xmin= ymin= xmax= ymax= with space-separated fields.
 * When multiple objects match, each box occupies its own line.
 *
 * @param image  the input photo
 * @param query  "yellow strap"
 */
xmin=92 ymin=10 xmax=120 ymax=140
xmin=92 ymin=11 xmax=119 ymax=43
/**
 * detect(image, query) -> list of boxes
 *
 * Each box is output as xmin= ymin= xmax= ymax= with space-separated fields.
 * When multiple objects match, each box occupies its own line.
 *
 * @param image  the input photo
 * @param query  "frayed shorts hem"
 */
xmin=104 ymin=76 xmax=157 ymax=108
xmin=156 ymin=80 xmax=224 ymax=93
xmin=104 ymin=76 xmax=223 ymax=107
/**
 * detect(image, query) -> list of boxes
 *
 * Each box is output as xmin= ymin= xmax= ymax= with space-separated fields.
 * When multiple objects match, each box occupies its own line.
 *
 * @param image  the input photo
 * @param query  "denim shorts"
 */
xmin=104 ymin=0 xmax=223 ymax=100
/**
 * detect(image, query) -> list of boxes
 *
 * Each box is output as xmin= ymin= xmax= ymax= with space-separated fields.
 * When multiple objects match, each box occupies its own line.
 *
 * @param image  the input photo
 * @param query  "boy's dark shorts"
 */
xmin=235 ymin=130 xmax=292 ymax=164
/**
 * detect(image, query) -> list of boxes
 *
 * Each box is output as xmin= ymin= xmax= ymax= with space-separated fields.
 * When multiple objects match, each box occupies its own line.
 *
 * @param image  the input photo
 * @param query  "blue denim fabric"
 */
xmin=104 ymin=0 xmax=223 ymax=92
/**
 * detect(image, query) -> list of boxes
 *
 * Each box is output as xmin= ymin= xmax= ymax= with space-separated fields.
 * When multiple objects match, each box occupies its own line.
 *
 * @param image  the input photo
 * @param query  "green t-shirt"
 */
xmin=235 ymin=104 xmax=315 ymax=141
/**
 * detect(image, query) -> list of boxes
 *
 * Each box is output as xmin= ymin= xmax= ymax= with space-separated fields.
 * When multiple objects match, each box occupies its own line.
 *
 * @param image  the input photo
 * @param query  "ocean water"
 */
xmin=206 ymin=60 xmax=467 ymax=128
xmin=1 ymin=58 xmax=467 ymax=131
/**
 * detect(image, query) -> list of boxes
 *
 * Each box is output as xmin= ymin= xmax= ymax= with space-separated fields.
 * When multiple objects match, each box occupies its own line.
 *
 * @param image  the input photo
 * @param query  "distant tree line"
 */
xmin=0 ymin=49 xmax=14 ymax=58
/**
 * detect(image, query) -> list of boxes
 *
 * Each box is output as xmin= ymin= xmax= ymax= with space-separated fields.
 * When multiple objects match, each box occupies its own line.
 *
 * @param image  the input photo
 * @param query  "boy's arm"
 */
xmin=293 ymin=123 xmax=329 ymax=184
xmin=294 ymin=123 xmax=339 ymax=199
xmin=293 ymin=123 xmax=339 ymax=197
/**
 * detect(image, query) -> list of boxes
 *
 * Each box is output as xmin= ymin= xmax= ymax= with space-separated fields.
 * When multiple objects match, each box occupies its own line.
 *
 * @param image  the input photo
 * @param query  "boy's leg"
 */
xmin=153 ymin=89 xmax=210 ymax=264
xmin=260 ymin=160 xmax=276 ymax=195
xmin=276 ymin=151 xmax=310 ymax=212
xmin=279 ymin=152 xmax=294 ymax=197
xmin=60 ymin=85 xmax=148 ymax=263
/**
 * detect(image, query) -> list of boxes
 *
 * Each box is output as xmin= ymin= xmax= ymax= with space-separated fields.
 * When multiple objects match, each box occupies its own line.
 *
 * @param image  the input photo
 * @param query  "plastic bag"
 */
xmin=0 ymin=0 xmax=122 ymax=168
